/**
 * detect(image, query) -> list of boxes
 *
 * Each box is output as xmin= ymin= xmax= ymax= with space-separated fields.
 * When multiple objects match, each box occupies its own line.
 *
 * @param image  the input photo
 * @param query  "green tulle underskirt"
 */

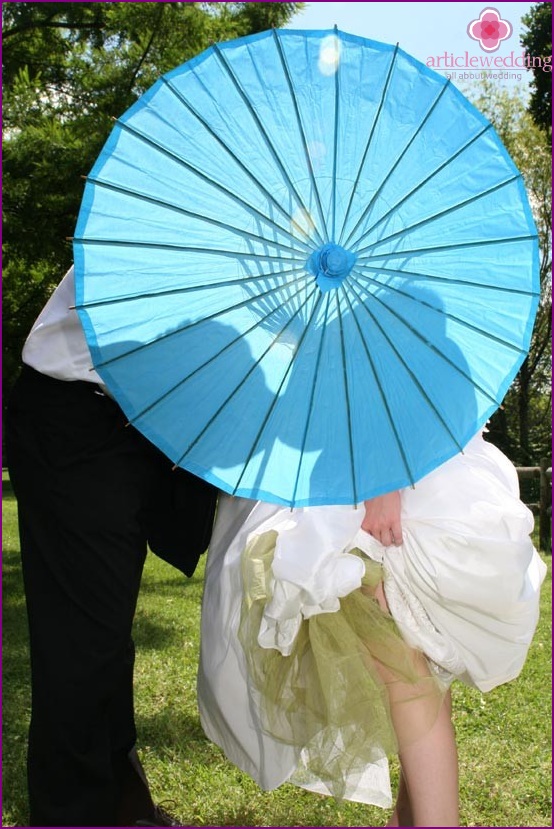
xmin=238 ymin=530 xmax=447 ymax=801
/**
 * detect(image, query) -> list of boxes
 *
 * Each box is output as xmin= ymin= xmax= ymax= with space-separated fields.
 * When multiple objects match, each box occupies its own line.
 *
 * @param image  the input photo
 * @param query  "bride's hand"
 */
xmin=361 ymin=491 xmax=403 ymax=547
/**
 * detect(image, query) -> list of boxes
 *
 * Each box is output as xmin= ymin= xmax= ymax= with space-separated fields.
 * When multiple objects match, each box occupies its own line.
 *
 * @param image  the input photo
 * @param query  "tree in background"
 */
xmin=520 ymin=1 xmax=552 ymax=138
xmin=2 ymin=1 xmax=303 ymax=407
xmin=468 ymin=80 xmax=552 ymax=466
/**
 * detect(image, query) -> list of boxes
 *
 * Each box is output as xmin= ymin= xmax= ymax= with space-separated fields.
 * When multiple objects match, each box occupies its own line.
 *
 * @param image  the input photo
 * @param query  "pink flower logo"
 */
xmin=467 ymin=7 xmax=513 ymax=52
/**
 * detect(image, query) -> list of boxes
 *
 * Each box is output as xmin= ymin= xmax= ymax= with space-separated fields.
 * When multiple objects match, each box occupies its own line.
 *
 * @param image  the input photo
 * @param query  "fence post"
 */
xmin=539 ymin=458 xmax=551 ymax=553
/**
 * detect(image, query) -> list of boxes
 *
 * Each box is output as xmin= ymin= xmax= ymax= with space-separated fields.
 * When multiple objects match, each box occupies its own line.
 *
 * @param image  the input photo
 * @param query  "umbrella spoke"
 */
xmin=356 ymin=233 xmax=538 ymax=260
xmin=349 ymin=268 xmax=501 ymax=406
xmin=161 ymin=77 xmax=316 ymax=250
xmin=341 ymin=79 xmax=451 ymax=250
xmin=231 ymin=291 xmax=325 ymax=497
xmin=337 ymin=44 xmax=399 ymax=247
xmin=114 ymin=119 xmax=312 ymax=249
xmin=348 ymin=124 xmax=492 ymax=250
xmin=171 ymin=284 xmax=321 ymax=469
xmin=291 ymin=293 xmax=333 ymax=507
xmin=93 ymin=271 xmax=310 ymax=370
xmin=339 ymin=285 xmax=416 ymax=488
xmin=72 ymin=266 xmax=306 ymax=310
xmin=347 ymin=279 xmax=465 ymax=453
xmin=353 ymin=267 xmax=527 ymax=352
xmin=354 ymin=175 xmax=522 ymax=256
xmin=213 ymin=41 xmax=326 ymax=247
xmin=352 ymin=263 xmax=540 ymax=297
xmin=74 ymin=236 xmax=307 ymax=266
xmin=331 ymin=26 xmax=341 ymax=242
xmin=272 ymin=29 xmax=330 ymax=241
xmin=335 ymin=290 xmax=358 ymax=504
xmin=86 ymin=176 xmax=312 ymax=255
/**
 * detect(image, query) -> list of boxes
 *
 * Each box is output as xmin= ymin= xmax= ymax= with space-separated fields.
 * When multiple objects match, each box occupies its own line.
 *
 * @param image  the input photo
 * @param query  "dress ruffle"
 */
xmin=197 ymin=434 xmax=546 ymax=806
xmin=238 ymin=531 xmax=446 ymax=802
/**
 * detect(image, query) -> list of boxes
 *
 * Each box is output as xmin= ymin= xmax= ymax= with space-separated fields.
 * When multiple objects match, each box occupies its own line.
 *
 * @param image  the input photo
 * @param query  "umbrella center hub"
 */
xmin=306 ymin=243 xmax=357 ymax=293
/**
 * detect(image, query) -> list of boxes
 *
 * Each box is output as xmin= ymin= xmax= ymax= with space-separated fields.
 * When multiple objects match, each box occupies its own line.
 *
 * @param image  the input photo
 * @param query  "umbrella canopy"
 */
xmin=73 ymin=28 xmax=539 ymax=507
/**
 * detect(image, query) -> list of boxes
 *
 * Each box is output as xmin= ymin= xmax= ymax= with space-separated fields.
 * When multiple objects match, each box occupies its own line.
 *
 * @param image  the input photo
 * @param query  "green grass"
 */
xmin=2 ymin=473 xmax=552 ymax=827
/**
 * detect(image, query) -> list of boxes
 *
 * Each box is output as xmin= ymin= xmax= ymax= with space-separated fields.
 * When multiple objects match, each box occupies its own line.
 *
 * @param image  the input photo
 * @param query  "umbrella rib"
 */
xmin=348 ymin=123 xmax=492 ymax=250
xmin=335 ymin=290 xmax=358 ymax=504
xmin=331 ymin=25 xmax=340 ymax=241
xmin=353 ymin=263 xmax=540 ymax=298
xmin=230 ymin=290 xmax=325 ymax=497
xmin=341 ymin=79 xmax=450 ymax=250
xmin=112 ymin=119 xmax=312 ymax=249
xmin=161 ymin=77 xmax=316 ymax=249
xmin=349 ymin=269 xmax=501 ymax=406
xmin=337 ymin=44 xmax=399 ymax=247
xmin=357 ymin=233 xmax=538 ymax=260
xmin=348 ymin=285 xmax=468 ymax=458
xmin=354 ymin=175 xmax=521 ymax=256
xmin=354 ymin=267 xmax=526 ymax=353
xmin=73 ymin=267 xmax=306 ymax=311
xmin=171 ymin=284 xmax=321 ymax=470
xmin=73 ymin=236 xmax=306 ymax=265
xmin=212 ymin=41 xmax=326 ymax=247
xmin=339 ymin=286 xmax=416 ymax=487
xmin=290 ymin=293 xmax=333 ymax=507
xmin=87 ymin=176 xmax=312 ymax=255
xmin=271 ymin=29 xmax=330 ymax=241
xmin=125 ymin=279 xmax=316 ymax=429
xmin=93 ymin=271 xmax=310 ymax=371
xmin=347 ymin=281 xmax=468 ymax=453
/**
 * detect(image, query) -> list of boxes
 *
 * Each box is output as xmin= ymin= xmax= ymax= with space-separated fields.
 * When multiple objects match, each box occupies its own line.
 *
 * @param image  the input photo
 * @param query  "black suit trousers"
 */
xmin=6 ymin=366 xmax=217 ymax=826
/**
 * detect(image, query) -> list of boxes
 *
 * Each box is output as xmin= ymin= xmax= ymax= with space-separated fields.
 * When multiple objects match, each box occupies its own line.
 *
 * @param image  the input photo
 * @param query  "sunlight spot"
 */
xmin=318 ymin=35 xmax=341 ymax=76
xmin=290 ymin=207 xmax=316 ymax=239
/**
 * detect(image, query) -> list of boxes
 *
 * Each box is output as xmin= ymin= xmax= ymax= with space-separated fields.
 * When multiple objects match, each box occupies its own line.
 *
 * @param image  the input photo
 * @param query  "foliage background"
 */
xmin=2 ymin=0 xmax=304 ymax=415
xmin=465 ymin=79 xmax=552 ymax=468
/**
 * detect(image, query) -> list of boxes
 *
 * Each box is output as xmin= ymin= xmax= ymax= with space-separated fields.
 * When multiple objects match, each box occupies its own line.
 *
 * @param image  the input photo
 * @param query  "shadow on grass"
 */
xmin=137 ymin=708 xmax=208 ymax=751
xmin=139 ymin=567 xmax=204 ymax=593
xmin=133 ymin=610 xmax=185 ymax=649
xmin=2 ymin=478 xmax=15 ymax=500
xmin=2 ymin=548 xmax=31 ymax=828
xmin=2 ymin=551 xmax=31 ymax=712
xmin=139 ymin=576 xmax=203 ymax=592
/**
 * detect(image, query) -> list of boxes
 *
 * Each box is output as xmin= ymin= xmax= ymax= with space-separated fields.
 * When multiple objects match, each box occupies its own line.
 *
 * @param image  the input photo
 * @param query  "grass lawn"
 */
xmin=2 ymin=471 xmax=552 ymax=827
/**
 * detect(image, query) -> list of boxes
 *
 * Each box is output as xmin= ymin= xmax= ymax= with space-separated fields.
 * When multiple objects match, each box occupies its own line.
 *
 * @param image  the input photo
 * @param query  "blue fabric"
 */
xmin=74 ymin=29 xmax=539 ymax=506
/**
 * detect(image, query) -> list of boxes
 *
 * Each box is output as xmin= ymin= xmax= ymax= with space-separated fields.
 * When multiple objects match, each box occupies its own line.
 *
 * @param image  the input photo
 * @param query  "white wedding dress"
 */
xmin=197 ymin=433 xmax=546 ymax=807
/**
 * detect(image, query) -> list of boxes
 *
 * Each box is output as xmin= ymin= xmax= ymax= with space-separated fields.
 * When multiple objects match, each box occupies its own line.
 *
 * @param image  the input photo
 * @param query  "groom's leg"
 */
xmin=7 ymin=367 xmax=158 ymax=826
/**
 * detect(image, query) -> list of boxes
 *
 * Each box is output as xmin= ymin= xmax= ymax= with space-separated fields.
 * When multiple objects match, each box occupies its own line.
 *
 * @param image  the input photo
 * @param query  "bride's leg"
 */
xmin=386 ymin=770 xmax=412 ymax=827
xmin=373 ymin=583 xmax=459 ymax=828
xmin=396 ymin=690 xmax=458 ymax=827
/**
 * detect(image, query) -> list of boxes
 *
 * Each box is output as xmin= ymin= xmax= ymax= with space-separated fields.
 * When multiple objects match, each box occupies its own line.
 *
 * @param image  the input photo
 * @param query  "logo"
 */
xmin=467 ymin=7 xmax=513 ymax=52
xmin=426 ymin=7 xmax=551 ymax=82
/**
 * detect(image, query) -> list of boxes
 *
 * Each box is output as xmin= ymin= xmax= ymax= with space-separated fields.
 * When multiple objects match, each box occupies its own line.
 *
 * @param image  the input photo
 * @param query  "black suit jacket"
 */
xmin=144 ymin=468 xmax=218 ymax=577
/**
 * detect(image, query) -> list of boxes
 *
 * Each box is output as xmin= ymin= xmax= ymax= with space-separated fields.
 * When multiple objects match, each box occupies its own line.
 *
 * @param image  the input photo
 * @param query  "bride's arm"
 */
xmin=361 ymin=490 xmax=403 ymax=547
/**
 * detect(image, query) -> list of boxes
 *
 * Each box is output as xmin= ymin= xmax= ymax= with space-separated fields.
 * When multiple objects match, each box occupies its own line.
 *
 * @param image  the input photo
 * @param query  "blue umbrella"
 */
xmin=73 ymin=28 xmax=539 ymax=507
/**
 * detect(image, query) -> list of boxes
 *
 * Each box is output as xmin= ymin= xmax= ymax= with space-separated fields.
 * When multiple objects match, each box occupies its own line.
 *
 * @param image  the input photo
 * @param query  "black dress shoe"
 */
xmin=117 ymin=748 xmax=184 ymax=826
